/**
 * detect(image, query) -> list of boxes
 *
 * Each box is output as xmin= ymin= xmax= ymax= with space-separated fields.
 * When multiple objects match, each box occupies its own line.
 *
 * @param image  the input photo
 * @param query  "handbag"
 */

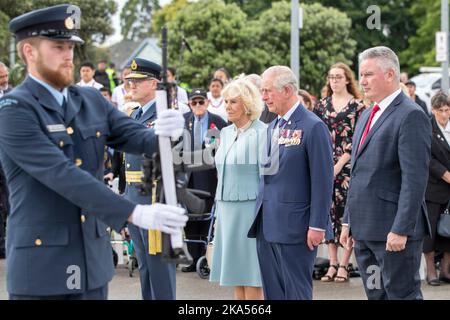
xmin=437 ymin=200 xmax=450 ymax=238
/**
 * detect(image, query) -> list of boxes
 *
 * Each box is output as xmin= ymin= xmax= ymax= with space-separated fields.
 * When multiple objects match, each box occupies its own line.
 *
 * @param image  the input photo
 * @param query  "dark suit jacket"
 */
xmin=414 ymin=95 xmax=428 ymax=116
xmin=259 ymin=104 xmax=277 ymax=124
xmin=248 ymin=104 xmax=334 ymax=243
xmin=183 ymin=111 xmax=227 ymax=197
xmin=343 ymin=92 xmax=432 ymax=241
xmin=425 ymin=116 xmax=450 ymax=204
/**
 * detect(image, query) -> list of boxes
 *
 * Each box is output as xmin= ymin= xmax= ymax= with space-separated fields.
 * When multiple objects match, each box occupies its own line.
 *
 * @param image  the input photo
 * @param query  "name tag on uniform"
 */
xmin=47 ymin=124 xmax=67 ymax=133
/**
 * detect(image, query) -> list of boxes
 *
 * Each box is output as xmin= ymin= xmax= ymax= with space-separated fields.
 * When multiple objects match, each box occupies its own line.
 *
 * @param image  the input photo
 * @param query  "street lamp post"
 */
xmin=291 ymin=0 xmax=299 ymax=85
xmin=441 ymin=0 xmax=449 ymax=93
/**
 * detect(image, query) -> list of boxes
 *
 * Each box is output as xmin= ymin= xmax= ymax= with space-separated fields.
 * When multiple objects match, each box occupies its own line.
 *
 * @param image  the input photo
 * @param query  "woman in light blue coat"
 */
xmin=209 ymin=77 xmax=267 ymax=300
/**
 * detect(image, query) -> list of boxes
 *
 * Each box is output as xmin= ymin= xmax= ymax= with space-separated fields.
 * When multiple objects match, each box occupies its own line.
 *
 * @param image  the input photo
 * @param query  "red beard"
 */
xmin=36 ymin=57 xmax=73 ymax=89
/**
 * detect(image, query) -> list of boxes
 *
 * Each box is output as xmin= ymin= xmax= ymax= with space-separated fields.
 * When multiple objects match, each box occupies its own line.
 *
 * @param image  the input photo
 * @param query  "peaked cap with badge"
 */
xmin=125 ymin=58 xmax=162 ymax=80
xmin=9 ymin=4 xmax=84 ymax=44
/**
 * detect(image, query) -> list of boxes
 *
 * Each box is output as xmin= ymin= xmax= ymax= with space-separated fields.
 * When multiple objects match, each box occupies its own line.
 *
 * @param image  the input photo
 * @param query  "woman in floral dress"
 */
xmin=314 ymin=62 xmax=366 ymax=282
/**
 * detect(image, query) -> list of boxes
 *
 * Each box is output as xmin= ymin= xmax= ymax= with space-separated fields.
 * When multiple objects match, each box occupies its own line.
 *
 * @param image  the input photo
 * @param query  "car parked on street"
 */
xmin=410 ymin=67 xmax=450 ymax=112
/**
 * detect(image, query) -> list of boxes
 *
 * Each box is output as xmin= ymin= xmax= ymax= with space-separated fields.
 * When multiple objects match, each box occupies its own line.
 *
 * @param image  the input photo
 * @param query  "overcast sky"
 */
xmin=105 ymin=0 xmax=171 ymax=45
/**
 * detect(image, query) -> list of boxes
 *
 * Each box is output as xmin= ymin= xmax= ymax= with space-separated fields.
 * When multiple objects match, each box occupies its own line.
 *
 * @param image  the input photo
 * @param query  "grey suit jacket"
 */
xmin=343 ymin=92 xmax=432 ymax=241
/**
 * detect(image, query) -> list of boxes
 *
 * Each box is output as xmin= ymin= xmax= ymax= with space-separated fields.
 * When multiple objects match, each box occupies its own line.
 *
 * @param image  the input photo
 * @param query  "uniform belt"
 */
xmin=125 ymin=171 xmax=142 ymax=183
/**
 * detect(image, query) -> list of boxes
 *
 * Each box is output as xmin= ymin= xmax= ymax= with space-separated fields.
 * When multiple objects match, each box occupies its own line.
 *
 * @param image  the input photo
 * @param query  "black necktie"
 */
xmin=61 ymin=96 xmax=67 ymax=110
xmin=135 ymin=108 xmax=143 ymax=120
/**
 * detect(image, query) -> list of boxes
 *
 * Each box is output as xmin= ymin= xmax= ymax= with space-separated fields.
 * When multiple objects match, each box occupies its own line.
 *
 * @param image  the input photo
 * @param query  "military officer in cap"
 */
xmin=0 ymin=4 xmax=187 ymax=300
xmin=123 ymin=58 xmax=177 ymax=300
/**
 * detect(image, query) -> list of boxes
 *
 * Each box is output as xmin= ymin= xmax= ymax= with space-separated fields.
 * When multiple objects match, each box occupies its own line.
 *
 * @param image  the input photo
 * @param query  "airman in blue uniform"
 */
xmin=0 ymin=4 xmax=187 ymax=300
xmin=123 ymin=58 xmax=177 ymax=300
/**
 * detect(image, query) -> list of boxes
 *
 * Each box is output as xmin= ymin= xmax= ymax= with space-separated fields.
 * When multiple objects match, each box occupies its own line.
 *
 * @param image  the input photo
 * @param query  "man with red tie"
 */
xmin=340 ymin=46 xmax=432 ymax=300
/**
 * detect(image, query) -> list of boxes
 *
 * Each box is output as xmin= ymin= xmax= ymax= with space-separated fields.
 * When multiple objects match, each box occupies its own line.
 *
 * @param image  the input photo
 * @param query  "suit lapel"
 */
xmin=267 ymin=116 xmax=278 ymax=157
xmin=433 ymin=117 xmax=450 ymax=153
xmin=140 ymin=102 xmax=156 ymax=124
xmin=24 ymin=76 xmax=64 ymax=117
xmin=188 ymin=113 xmax=195 ymax=150
xmin=356 ymin=92 xmax=404 ymax=158
xmin=351 ymin=108 xmax=370 ymax=168
xmin=65 ymin=86 xmax=82 ymax=125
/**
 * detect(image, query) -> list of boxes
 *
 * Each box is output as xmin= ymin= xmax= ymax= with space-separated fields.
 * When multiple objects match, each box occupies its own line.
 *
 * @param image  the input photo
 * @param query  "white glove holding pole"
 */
xmin=154 ymin=109 xmax=185 ymax=140
xmin=131 ymin=203 xmax=188 ymax=235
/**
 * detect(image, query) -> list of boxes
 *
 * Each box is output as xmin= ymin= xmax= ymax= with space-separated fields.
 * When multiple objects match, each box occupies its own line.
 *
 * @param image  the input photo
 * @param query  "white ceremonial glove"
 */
xmin=154 ymin=109 xmax=185 ymax=140
xmin=131 ymin=203 xmax=188 ymax=234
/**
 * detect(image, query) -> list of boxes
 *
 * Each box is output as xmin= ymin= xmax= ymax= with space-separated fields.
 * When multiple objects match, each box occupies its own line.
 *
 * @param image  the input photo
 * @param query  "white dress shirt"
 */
xmin=112 ymin=84 xmax=127 ymax=111
xmin=207 ymin=92 xmax=227 ymax=122
xmin=437 ymin=121 xmax=450 ymax=147
xmin=76 ymin=79 xmax=103 ymax=90
xmin=370 ymin=88 xmax=402 ymax=129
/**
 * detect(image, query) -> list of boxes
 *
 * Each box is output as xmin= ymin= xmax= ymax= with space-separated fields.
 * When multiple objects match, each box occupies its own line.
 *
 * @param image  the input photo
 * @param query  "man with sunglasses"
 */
xmin=181 ymin=88 xmax=227 ymax=272
xmin=122 ymin=57 xmax=178 ymax=299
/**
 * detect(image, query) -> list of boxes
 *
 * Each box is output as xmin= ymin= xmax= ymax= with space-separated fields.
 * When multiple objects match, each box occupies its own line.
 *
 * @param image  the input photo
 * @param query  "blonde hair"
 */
xmin=222 ymin=77 xmax=263 ymax=120
xmin=16 ymin=38 xmax=42 ymax=65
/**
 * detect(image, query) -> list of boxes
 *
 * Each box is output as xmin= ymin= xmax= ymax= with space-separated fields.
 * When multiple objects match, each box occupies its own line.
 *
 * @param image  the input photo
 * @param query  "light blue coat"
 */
xmin=215 ymin=120 xmax=267 ymax=201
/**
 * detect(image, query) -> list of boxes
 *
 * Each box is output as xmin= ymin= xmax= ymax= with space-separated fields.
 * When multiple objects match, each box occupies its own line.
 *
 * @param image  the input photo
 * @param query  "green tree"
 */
xmin=151 ymin=0 xmax=188 ymax=34
xmin=120 ymin=0 xmax=160 ymax=40
xmin=256 ymin=2 xmax=357 ymax=94
xmin=302 ymin=0 xmax=418 ymax=72
xmin=223 ymin=0 xmax=282 ymax=19
xmin=0 ymin=11 xmax=10 ymax=60
xmin=399 ymin=0 xmax=440 ymax=74
xmin=166 ymin=0 xmax=270 ymax=88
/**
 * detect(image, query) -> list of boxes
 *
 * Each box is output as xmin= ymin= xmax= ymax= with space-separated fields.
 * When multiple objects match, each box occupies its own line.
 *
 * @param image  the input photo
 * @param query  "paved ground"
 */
xmin=1 ymin=259 xmax=449 ymax=300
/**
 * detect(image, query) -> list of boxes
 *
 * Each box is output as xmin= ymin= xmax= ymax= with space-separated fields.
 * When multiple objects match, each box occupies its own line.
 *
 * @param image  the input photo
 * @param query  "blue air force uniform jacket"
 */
xmin=124 ymin=104 xmax=157 ymax=204
xmin=0 ymin=77 xmax=157 ymax=296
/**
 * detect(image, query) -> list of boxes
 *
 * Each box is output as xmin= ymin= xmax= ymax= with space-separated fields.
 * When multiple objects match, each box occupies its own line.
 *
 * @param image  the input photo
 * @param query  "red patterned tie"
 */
xmin=358 ymin=104 xmax=380 ymax=152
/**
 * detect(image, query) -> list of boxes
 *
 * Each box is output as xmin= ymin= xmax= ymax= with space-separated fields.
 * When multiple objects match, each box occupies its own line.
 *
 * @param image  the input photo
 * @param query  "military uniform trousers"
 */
xmin=124 ymin=104 xmax=176 ymax=300
xmin=124 ymin=176 xmax=176 ymax=300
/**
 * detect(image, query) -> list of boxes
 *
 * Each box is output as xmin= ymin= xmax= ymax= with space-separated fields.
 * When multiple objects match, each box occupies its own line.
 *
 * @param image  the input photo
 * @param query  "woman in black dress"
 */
xmin=423 ymin=91 xmax=450 ymax=286
xmin=314 ymin=62 xmax=366 ymax=282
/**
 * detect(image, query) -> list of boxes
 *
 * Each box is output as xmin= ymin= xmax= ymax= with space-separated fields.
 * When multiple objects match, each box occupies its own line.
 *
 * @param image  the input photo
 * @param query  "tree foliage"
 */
xmin=166 ymin=0 xmax=269 ymax=88
xmin=399 ymin=0 xmax=441 ymax=74
xmin=151 ymin=0 xmax=188 ymax=34
xmin=261 ymin=2 xmax=357 ymax=93
xmin=163 ymin=0 xmax=356 ymax=94
xmin=302 ymin=0 xmax=418 ymax=72
xmin=120 ymin=0 xmax=160 ymax=40
xmin=223 ymin=0 xmax=282 ymax=19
